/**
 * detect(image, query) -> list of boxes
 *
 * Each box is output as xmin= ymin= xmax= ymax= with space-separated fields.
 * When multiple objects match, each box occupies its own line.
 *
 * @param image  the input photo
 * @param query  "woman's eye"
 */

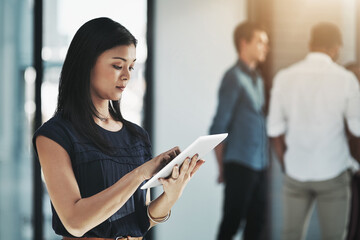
xmin=113 ymin=65 xmax=122 ymax=70
xmin=130 ymin=66 xmax=135 ymax=71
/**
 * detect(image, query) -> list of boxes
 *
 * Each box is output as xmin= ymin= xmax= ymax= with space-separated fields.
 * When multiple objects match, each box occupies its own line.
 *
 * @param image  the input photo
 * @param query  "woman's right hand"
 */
xmin=139 ymin=146 xmax=181 ymax=180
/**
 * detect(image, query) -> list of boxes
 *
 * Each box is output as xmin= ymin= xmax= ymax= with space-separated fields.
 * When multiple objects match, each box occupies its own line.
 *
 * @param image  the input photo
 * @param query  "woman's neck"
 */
xmin=93 ymin=99 xmax=111 ymax=121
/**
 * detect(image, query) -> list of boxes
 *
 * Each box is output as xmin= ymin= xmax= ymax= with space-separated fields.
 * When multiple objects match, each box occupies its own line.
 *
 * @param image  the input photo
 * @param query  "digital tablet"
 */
xmin=141 ymin=133 xmax=228 ymax=189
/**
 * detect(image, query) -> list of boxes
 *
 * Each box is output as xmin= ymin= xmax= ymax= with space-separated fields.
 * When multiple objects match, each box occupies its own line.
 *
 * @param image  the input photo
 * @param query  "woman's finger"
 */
xmin=190 ymin=160 xmax=205 ymax=177
xmin=174 ymin=147 xmax=181 ymax=155
xmin=169 ymin=148 xmax=180 ymax=159
xmin=171 ymin=165 xmax=179 ymax=179
xmin=179 ymin=157 xmax=190 ymax=176
xmin=165 ymin=146 xmax=180 ymax=158
xmin=161 ymin=147 xmax=180 ymax=165
xmin=163 ymin=154 xmax=171 ymax=162
xmin=156 ymin=155 xmax=171 ymax=172
xmin=188 ymin=154 xmax=199 ymax=172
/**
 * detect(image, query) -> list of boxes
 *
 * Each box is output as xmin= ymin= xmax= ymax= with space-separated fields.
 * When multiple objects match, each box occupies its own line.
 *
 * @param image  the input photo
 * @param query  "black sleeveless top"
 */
xmin=32 ymin=114 xmax=152 ymax=238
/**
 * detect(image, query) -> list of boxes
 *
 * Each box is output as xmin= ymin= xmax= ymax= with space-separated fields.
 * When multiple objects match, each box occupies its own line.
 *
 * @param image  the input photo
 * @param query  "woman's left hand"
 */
xmin=158 ymin=154 xmax=205 ymax=205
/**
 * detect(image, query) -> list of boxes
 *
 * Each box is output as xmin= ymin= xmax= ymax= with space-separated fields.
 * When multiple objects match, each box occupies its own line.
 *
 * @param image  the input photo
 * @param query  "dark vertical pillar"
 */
xmin=33 ymin=0 xmax=43 ymax=239
xmin=357 ymin=0 xmax=360 ymax=63
xmin=247 ymin=0 xmax=273 ymax=239
xmin=144 ymin=0 xmax=155 ymax=139
xmin=145 ymin=1 xmax=155 ymax=240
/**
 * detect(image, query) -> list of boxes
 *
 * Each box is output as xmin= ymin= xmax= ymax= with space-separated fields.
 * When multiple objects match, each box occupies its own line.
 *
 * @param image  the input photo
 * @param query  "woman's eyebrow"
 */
xmin=112 ymin=57 xmax=136 ymax=62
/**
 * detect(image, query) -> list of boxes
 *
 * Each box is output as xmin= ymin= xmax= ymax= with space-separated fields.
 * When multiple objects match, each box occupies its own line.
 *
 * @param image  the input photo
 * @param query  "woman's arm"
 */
xmin=36 ymin=135 xmax=179 ymax=237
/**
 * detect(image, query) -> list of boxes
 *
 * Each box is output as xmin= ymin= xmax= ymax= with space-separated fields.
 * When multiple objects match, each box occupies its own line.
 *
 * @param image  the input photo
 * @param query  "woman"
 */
xmin=33 ymin=17 xmax=204 ymax=240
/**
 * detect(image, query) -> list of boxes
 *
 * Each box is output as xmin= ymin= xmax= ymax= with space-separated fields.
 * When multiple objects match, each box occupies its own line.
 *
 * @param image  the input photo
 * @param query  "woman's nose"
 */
xmin=121 ymin=70 xmax=130 ymax=80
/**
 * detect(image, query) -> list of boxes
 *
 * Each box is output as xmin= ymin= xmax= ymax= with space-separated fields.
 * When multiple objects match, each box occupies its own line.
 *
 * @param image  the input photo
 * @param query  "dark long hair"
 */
xmin=56 ymin=17 xmax=144 ymax=154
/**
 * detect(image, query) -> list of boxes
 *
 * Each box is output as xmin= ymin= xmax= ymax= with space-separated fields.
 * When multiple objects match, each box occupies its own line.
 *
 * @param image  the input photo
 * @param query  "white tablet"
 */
xmin=141 ymin=133 xmax=228 ymax=189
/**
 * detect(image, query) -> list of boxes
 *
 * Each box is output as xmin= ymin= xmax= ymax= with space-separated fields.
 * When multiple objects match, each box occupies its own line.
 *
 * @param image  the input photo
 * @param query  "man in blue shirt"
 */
xmin=210 ymin=21 xmax=269 ymax=240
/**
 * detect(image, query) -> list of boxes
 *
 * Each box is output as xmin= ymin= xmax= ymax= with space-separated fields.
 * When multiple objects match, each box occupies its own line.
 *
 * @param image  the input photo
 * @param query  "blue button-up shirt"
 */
xmin=210 ymin=60 xmax=268 ymax=171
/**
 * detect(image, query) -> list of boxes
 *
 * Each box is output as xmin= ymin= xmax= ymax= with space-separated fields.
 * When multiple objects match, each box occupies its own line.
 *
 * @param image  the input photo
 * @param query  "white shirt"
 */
xmin=267 ymin=52 xmax=360 ymax=181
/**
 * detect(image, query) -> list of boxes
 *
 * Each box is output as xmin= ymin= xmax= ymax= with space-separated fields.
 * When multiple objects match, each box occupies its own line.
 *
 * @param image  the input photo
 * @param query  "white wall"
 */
xmin=153 ymin=0 xmax=247 ymax=239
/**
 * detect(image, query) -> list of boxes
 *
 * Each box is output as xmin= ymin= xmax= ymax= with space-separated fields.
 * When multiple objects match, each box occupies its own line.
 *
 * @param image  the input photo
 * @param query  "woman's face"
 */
xmin=90 ymin=44 xmax=136 ymax=102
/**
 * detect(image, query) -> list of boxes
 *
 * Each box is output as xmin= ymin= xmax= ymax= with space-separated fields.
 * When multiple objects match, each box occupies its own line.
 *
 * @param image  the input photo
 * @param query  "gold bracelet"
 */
xmin=147 ymin=203 xmax=171 ymax=224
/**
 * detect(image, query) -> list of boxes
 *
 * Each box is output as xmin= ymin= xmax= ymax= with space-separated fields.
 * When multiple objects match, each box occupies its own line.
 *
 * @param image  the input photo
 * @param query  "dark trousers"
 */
xmin=347 ymin=172 xmax=360 ymax=240
xmin=217 ymin=163 xmax=267 ymax=240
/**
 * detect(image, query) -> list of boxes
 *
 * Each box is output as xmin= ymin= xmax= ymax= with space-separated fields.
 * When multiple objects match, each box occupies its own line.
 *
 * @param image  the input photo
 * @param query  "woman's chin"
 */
xmin=110 ymin=94 xmax=122 ymax=101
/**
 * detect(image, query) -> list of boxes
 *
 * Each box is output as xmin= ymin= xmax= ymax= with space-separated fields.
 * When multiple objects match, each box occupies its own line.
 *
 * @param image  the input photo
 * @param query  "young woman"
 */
xmin=33 ymin=17 xmax=204 ymax=240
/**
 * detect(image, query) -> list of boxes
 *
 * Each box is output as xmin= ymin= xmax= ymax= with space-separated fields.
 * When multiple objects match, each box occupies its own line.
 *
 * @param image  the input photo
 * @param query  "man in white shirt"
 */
xmin=267 ymin=22 xmax=360 ymax=240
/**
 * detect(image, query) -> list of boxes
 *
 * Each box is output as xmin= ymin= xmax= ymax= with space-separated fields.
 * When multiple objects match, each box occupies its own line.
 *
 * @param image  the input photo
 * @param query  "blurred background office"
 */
xmin=0 ymin=0 xmax=359 ymax=239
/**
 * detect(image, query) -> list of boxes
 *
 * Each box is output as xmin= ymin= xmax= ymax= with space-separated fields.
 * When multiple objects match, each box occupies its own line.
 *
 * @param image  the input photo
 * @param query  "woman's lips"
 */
xmin=116 ymin=86 xmax=125 ymax=91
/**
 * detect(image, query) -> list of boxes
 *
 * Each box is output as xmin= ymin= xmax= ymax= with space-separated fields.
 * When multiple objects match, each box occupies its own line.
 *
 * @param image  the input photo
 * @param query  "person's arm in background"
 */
xmin=209 ymin=71 xmax=241 ymax=183
xmin=214 ymin=143 xmax=225 ymax=183
xmin=344 ymin=72 xmax=360 ymax=171
xmin=347 ymin=132 xmax=360 ymax=168
xmin=271 ymin=135 xmax=286 ymax=173
xmin=267 ymin=71 xmax=287 ymax=173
